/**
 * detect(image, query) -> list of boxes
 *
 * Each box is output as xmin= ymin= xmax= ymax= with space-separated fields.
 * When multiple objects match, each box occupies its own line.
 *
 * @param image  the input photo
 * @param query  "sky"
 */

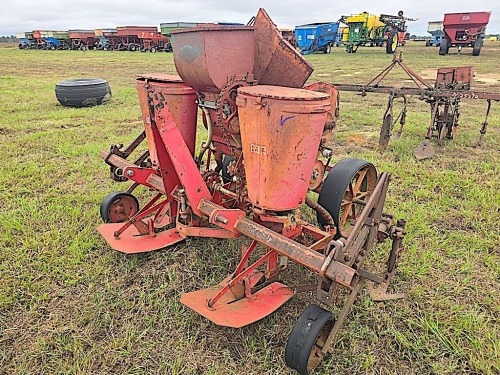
xmin=1 ymin=0 xmax=499 ymax=36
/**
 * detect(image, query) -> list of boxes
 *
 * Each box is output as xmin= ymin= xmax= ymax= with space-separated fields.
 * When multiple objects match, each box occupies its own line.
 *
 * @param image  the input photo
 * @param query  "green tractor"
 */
xmin=340 ymin=11 xmax=414 ymax=53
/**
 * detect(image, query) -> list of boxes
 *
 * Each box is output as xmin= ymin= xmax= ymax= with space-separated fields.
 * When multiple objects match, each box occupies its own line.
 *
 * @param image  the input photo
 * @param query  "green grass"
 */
xmin=0 ymin=41 xmax=499 ymax=374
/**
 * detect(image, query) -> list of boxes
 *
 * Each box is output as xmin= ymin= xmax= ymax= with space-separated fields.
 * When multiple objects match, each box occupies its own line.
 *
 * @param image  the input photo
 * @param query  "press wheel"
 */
xmin=100 ymin=192 xmax=139 ymax=223
xmin=317 ymin=158 xmax=377 ymax=238
xmin=285 ymin=304 xmax=335 ymax=375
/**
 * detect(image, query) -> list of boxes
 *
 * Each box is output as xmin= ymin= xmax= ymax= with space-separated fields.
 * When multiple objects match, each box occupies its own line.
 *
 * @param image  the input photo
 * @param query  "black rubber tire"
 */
xmin=49 ymin=44 xmax=56 ymax=51
xmin=285 ymin=304 xmax=334 ymax=375
xmin=100 ymin=191 xmax=139 ymax=223
xmin=323 ymin=44 xmax=331 ymax=54
xmin=55 ymin=78 xmax=111 ymax=108
xmin=317 ymin=158 xmax=377 ymax=235
xmin=128 ymin=44 xmax=137 ymax=52
xmin=150 ymin=46 xmax=157 ymax=53
xmin=439 ymin=38 xmax=448 ymax=55
xmin=425 ymin=40 xmax=431 ymax=47
xmin=386 ymin=31 xmax=398 ymax=54
xmin=472 ymin=38 xmax=482 ymax=56
xmin=221 ymin=155 xmax=234 ymax=183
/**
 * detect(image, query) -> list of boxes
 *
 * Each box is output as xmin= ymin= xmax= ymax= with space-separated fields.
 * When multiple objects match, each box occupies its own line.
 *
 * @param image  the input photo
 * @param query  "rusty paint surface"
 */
xmin=136 ymin=78 xmax=198 ymax=159
xmin=176 ymin=223 xmax=240 ymax=239
xmin=170 ymin=27 xmax=255 ymax=92
xmin=435 ymin=66 xmax=473 ymax=90
xmin=97 ymin=223 xmax=184 ymax=253
xmin=237 ymin=85 xmax=329 ymax=211
xmin=443 ymin=12 xmax=491 ymax=44
xmin=180 ymin=282 xmax=294 ymax=328
xmin=253 ymin=8 xmax=313 ymax=88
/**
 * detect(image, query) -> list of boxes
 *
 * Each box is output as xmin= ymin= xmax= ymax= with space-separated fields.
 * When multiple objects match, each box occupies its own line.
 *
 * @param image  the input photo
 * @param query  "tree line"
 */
xmin=0 ymin=36 xmax=18 ymax=43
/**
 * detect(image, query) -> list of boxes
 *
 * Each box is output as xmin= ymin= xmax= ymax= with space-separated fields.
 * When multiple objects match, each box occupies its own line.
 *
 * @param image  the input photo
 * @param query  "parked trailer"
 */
xmin=16 ymin=32 xmax=33 ymax=49
xmin=160 ymin=22 xmax=199 ymax=36
xmin=95 ymin=29 xmax=120 ymax=50
xmin=398 ymin=32 xmax=410 ymax=46
xmin=32 ymin=30 xmax=51 ymax=49
xmin=279 ymin=28 xmax=297 ymax=48
xmin=426 ymin=21 xmax=444 ymax=47
xmin=116 ymin=26 xmax=158 ymax=51
xmin=137 ymin=31 xmax=170 ymax=52
xmin=31 ymin=30 xmax=70 ymax=50
xmin=294 ymin=22 xmax=340 ymax=54
xmin=49 ymin=31 xmax=70 ymax=50
xmin=160 ymin=22 xmax=205 ymax=52
xmin=439 ymin=11 xmax=491 ymax=56
xmin=68 ymin=30 xmax=99 ymax=50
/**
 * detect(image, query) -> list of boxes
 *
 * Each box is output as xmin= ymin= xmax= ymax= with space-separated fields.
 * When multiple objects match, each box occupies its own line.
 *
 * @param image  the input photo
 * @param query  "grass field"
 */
xmin=0 ymin=41 xmax=499 ymax=375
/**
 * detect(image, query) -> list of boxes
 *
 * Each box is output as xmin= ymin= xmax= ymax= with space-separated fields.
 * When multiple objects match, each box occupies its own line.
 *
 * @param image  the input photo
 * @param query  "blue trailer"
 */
xmin=426 ymin=21 xmax=444 ymax=47
xmin=16 ymin=32 xmax=33 ymax=49
xmin=18 ymin=38 xmax=32 ymax=49
xmin=43 ymin=37 xmax=63 ymax=50
xmin=294 ymin=22 xmax=340 ymax=54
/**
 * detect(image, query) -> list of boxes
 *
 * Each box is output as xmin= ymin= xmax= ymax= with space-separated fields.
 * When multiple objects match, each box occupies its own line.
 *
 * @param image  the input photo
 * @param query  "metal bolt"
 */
xmin=126 ymin=170 xmax=135 ymax=177
xmin=215 ymin=214 xmax=228 ymax=224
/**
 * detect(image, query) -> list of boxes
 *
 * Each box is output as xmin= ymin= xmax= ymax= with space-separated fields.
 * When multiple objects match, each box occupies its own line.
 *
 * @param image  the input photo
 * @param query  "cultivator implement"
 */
xmin=98 ymin=9 xmax=406 ymax=374
xmin=334 ymin=53 xmax=500 ymax=159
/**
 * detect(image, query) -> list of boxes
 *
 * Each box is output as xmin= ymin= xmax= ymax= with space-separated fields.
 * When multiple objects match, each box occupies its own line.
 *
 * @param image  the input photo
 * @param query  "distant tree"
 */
xmin=0 ymin=35 xmax=18 ymax=43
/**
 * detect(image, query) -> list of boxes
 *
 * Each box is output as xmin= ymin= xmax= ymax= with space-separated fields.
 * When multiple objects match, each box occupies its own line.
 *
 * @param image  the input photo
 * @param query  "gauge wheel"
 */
xmin=100 ymin=192 xmax=139 ymax=223
xmin=317 ymin=158 xmax=377 ymax=238
xmin=285 ymin=304 xmax=335 ymax=375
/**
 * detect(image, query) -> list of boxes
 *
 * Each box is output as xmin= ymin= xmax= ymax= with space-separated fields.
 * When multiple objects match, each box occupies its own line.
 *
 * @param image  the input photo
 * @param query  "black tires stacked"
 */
xmin=55 ymin=78 xmax=111 ymax=108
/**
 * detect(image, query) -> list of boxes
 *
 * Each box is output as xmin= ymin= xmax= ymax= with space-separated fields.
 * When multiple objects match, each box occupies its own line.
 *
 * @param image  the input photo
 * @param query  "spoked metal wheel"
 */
xmin=100 ymin=192 xmax=139 ymax=223
xmin=317 ymin=158 xmax=377 ymax=238
xmin=285 ymin=304 xmax=335 ymax=375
